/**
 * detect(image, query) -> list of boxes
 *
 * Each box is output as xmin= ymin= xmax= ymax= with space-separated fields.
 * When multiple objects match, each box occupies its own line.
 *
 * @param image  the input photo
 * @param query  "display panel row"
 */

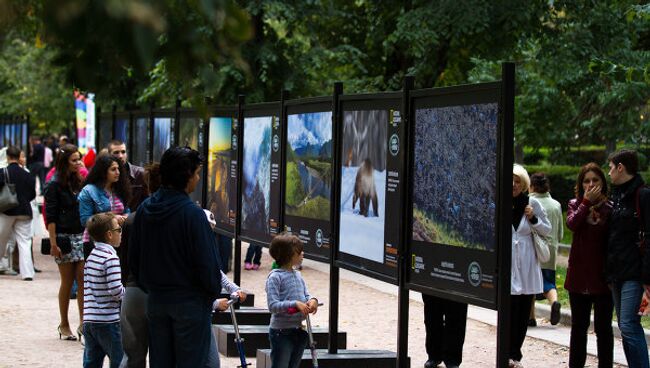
xmin=95 ymin=76 xmax=512 ymax=309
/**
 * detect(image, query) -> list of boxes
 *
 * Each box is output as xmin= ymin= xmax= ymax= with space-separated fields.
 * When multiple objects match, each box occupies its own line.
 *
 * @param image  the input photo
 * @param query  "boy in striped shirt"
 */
xmin=82 ymin=212 xmax=126 ymax=368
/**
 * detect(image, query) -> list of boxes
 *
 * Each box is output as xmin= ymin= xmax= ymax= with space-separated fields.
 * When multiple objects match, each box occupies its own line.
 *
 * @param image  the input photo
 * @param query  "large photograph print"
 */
xmin=208 ymin=117 xmax=232 ymax=227
xmin=153 ymin=117 xmax=172 ymax=162
xmin=412 ymin=103 xmax=498 ymax=251
xmin=241 ymin=116 xmax=273 ymax=238
xmin=179 ymin=117 xmax=200 ymax=149
xmin=286 ymin=112 xmax=333 ymax=221
xmin=132 ymin=117 xmax=148 ymax=167
xmin=339 ymin=110 xmax=387 ymax=264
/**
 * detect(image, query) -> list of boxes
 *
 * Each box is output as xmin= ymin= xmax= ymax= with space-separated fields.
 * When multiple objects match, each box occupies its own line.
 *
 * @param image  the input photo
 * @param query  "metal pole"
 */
xmin=234 ymin=95 xmax=245 ymax=287
xmin=397 ymin=75 xmax=414 ymax=368
xmin=328 ymin=82 xmax=343 ymax=354
xmin=496 ymin=62 xmax=515 ymax=368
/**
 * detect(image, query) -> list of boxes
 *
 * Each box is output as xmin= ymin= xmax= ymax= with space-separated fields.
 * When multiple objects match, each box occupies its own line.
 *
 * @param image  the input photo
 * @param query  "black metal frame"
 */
xmin=333 ymin=91 xmax=402 ymax=285
xmin=282 ymin=95 xmax=334 ymax=263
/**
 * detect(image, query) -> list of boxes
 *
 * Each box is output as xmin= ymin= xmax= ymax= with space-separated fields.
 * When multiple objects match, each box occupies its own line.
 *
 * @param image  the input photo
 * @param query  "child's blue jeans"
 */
xmin=83 ymin=322 xmax=124 ymax=368
xmin=269 ymin=327 xmax=308 ymax=368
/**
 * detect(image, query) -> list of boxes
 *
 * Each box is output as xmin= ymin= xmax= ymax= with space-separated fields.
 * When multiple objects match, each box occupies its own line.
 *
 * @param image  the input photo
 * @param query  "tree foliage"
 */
xmin=0 ymin=0 xmax=647 ymax=152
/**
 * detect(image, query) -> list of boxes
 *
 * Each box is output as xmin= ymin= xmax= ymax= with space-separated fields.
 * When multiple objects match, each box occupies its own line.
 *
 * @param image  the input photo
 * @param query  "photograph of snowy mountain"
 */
xmin=132 ymin=117 xmax=148 ymax=167
xmin=412 ymin=103 xmax=498 ymax=251
xmin=339 ymin=110 xmax=387 ymax=264
xmin=285 ymin=112 xmax=333 ymax=221
xmin=153 ymin=117 xmax=172 ymax=162
xmin=179 ymin=117 xmax=200 ymax=149
xmin=208 ymin=117 xmax=232 ymax=226
xmin=242 ymin=116 xmax=273 ymax=236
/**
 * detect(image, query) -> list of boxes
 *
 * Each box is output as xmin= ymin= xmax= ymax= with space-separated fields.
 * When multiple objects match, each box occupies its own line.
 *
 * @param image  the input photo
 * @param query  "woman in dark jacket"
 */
xmin=44 ymin=144 xmax=85 ymax=341
xmin=565 ymin=162 xmax=613 ymax=368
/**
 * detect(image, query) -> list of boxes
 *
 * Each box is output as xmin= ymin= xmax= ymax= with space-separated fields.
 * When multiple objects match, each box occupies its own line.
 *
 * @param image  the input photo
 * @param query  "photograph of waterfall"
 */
xmin=339 ymin=110 xmax=387 ymax=264
xmin=241 ymin=116 xmax=273 ymax=236
xmin=285 ymin=112 xmax=333 ymax=221
xmin=153 ymin=117 xmax=172 ymax=162
xmin=179 ymin=117 xmax=200 ymax=149
xmin=412 ymin=103 xmax=498 ymax=251
xmin=115 ymin=118 xmax=128 ymax=145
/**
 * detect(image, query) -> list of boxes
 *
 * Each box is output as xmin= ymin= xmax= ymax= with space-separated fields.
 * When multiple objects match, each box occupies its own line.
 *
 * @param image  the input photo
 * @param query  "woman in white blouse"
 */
xmin=509 ymin=164 xmax=551 ymax=368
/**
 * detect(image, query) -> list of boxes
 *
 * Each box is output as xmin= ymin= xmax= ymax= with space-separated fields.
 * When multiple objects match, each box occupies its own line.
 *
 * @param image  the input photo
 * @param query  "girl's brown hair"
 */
xmin=574 ymin=162 xmax=608 ymax=199
xmin=269 ymin=233 xmax=303 ymax=267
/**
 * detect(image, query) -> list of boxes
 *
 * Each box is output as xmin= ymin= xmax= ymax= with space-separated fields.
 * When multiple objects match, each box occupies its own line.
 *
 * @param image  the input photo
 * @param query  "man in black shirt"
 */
xmin=0 ymin=146 xmax=36 ymax=280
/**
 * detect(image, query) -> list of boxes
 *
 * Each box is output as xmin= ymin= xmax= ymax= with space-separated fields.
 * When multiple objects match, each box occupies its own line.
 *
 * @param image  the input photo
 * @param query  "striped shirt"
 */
xmin=83 ymin=242 xmax=125 ymax=323
xmin=82 ymin=192 xmax=125 ymax=243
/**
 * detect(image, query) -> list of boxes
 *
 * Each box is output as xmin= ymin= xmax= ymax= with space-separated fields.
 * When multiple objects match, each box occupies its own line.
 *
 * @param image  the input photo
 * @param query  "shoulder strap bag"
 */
xmin=0 ymin=167 xmax=19 ymax=212
xmin=531 ymin=226 xmax=551 ymax=263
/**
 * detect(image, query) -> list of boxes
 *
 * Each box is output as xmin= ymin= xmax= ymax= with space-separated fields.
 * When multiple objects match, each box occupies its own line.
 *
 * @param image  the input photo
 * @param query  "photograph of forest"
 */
xmin=412 ymin=103 xmax=498 ymax=251
xmin=207 ymin=117 xmax=232 ymax=226
xmin=241 ymin=116 xmax=273 ymax=235
xmin=339 ymin=110 xmax=387 ymax=263
xmin=285 ymin=111 xmax=333 ymax=221
xmin=179 ymin=117 xmax=200 ymax=149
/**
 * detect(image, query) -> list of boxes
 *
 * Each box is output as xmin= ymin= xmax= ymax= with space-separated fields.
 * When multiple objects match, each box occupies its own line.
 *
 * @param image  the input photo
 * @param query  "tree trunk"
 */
xmin=605 ymin=139 xmax=617 ymax=160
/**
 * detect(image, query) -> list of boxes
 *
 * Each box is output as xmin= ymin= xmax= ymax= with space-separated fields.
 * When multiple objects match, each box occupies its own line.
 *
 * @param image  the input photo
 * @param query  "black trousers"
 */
xmin=510 ymin=294 xmax=534 ymax=362
xmin=569 ymin=292 xmax=614 ymax=368
xmin=423 ymin=294 xmax=468 ymax=366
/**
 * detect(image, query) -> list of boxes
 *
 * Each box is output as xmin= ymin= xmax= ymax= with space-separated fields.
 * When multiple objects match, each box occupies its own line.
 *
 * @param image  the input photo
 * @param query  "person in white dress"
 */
xmin=508 ymin=164 xmax=551 ymax=368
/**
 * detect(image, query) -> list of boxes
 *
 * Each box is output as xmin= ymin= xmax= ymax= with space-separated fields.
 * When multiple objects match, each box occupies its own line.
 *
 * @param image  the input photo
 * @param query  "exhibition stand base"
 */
xmin=211 ymin=306 xmax=271 ymax=325
xmin=256 ymin=349 xmax=406 ymax=367
xmin=214 ymin=325 xmax=347 ymax=357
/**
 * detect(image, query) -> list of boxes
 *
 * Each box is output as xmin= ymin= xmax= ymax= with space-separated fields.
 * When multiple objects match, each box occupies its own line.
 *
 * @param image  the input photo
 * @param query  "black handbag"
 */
xmin=0 ymin=167 xmax=19 ymax=213
xmin=40 ymin=236 xmax=73 ymax=255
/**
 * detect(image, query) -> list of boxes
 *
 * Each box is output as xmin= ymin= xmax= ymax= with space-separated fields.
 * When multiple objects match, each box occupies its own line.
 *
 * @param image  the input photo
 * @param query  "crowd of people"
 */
xmin=0 ymin=135 xmax=649 ymax=368
xmin=0 ymin=139 xmax=319 ymax=368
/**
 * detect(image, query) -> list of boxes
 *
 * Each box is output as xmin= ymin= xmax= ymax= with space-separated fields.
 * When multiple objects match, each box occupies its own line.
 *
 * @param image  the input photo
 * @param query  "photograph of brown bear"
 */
xmin=339 ymin=109 xmax=387 ymax=264
xmin=353 ymin=158 xmax=379 ymax=217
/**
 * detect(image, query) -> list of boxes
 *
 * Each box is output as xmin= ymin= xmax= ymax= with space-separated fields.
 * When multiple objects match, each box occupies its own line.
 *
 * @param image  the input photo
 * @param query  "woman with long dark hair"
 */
xmin=78 ymin=155 xmax=132 ymax=244
xmin=565 ymin=162 xmax=613 ymax=368
xmin=43 ymin=144 xmax=85 ymax=341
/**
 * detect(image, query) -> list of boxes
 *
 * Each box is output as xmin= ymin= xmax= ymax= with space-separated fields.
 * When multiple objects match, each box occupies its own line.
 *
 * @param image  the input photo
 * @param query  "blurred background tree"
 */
xmin=0 ymin=0 xmax=647 ymax=152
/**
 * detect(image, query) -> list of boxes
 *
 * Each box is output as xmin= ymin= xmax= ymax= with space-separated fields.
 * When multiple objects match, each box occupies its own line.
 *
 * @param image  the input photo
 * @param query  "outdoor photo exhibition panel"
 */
xmin=283 ymin=97 xmax=333 ymax=262
xmin=114 ymin=112 xmax=130 ymax=147
xmin=336 ymin=93 xmax=403 ymax=284
xmin=131 ymin=112 xmax=150 ymax=168
xmin=98 ymin=112 xmax=113 ymax=151
xmin=207 ymin=108 xmax=237 ymax=236
xmin=407 ymin=83 xmax=503 ymax=308
xmin=178 ymin=110 xmax=205 ymax=206
xmin=239 ymin=103 xmax=282 ymax=247
xmin=152 ymin=109 xmax=174 ymax=163
xmin=21 ymin=121 xmax=28 ymax=152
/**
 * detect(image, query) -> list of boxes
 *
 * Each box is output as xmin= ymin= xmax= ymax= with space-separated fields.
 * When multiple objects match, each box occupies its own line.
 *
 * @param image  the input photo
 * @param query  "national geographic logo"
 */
xmin=272 ymin=134 xmax=280 ymax=152
xmin=389 ymin=134 xmax=399 ymax=156
xmin=468 ymin=262 xmax=482 ymax=287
